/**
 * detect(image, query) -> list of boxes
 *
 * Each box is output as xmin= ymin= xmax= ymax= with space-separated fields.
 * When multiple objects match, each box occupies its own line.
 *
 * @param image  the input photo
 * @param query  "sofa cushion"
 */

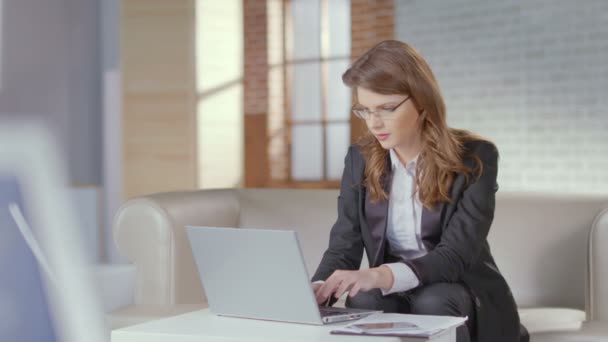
xmin=489 ymin=194 xmax=607 ymax=310
xmin=529 ymin=321 xmax=608 ymax=342
xmin=519 ymin=307 xmax=585 ymax=334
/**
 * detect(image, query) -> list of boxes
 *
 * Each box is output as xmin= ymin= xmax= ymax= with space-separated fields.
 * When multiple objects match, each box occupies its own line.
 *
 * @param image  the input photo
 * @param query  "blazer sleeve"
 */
xmin=311 ymin=146 xmax=364 ymax=283
xmin=405 ymin=141 xmax=499 ymax=284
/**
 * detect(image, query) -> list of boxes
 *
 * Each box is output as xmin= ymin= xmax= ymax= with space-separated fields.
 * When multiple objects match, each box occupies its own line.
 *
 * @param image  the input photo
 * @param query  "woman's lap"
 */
xmin=345 ymin=282 xmax=476 ymax=342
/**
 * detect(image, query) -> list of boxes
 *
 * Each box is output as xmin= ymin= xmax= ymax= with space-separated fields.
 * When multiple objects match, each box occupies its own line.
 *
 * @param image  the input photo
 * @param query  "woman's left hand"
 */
xmin=315 ymin=266 xmax=394 ymax=304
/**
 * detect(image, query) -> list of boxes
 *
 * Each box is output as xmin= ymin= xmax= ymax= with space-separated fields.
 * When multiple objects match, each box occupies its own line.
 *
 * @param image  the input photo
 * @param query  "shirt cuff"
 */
xmin=380 ymin=263 xmax=420 ymax=295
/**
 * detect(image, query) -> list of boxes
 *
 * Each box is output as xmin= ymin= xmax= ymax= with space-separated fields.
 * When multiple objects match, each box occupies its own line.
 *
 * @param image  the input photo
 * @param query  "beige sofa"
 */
xmin=110 ymin=189 xmax=608 ymax=341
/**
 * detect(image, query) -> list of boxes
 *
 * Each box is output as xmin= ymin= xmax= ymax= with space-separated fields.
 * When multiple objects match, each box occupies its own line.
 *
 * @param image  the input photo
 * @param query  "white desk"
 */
xmin=111 ymin=309 xmax=457 ymax=342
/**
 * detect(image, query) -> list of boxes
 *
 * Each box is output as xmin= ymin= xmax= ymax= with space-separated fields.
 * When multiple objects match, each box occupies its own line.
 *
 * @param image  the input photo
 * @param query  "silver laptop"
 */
xmin=186 ymin=226 xmax=381 ymax=324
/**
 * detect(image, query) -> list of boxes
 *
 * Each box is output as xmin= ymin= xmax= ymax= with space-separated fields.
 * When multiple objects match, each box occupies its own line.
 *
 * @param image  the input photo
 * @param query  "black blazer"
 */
xmin=312 ymin=140 xmax=520 ymax=342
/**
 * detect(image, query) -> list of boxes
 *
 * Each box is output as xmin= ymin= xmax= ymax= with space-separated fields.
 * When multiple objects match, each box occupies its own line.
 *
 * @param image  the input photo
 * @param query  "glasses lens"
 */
xmin=378 ymin=109 xmax=393 ymax=118
xmin=353 ymin=110 xmax=367 ymax=119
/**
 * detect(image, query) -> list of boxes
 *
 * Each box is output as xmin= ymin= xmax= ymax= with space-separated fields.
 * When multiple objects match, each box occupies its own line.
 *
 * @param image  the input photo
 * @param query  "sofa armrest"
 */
xmin=589 ymin=206 xmax=608 ymax=321
xmin=113 ymin=189 xmax=240 ymax=306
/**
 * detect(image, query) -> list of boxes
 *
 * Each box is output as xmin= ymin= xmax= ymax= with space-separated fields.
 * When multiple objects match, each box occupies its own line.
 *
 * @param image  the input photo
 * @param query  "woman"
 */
xmin=311 ymin=40 xmax=523 ymax=342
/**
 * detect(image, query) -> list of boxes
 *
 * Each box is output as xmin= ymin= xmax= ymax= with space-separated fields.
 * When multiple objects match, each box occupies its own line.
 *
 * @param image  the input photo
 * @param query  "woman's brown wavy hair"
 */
xmin=343 ymin=40 xmax=491 ymax=210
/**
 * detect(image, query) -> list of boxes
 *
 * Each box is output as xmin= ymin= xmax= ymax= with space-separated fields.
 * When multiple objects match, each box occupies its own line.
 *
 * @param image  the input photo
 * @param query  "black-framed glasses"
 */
xmin=351 ymin=96 xmax=411 ymax=120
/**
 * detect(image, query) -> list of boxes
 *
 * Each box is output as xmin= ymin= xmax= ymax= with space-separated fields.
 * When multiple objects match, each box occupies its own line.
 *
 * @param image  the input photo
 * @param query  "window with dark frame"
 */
xmin=267 ymin=0 xmax=351 ymax=188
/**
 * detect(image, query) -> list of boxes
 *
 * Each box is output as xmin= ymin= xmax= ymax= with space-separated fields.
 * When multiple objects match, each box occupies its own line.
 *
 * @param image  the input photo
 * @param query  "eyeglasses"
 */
xmin=352 ymin=96 xmax=411 ymax=120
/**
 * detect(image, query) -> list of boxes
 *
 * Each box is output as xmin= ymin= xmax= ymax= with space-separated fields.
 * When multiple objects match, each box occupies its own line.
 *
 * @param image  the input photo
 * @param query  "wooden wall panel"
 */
xmin=121 ymin=0 xmax=197 ymax=199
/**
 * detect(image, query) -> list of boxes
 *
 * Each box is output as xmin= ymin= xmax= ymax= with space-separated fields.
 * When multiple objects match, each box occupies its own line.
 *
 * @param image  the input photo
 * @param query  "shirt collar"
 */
xmin=389 ymin=148 xmax=419 ymax=172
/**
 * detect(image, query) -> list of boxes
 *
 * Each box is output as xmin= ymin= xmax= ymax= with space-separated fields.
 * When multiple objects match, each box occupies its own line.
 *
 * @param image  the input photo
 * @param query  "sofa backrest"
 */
xmin=236 ymin=190 xmax=608 ymax=311
xmin=487 ymin=193 xmax=607 ymax=311
xmin=236 ymin=189 xmax=349 ymax=277
xmin=114 ymin=188 xmax=607 ymax=315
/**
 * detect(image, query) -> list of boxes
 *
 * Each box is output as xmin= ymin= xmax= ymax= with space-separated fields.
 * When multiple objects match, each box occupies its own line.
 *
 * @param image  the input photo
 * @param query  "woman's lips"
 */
xmin=376 ymin=133 xmax=390 ymax=141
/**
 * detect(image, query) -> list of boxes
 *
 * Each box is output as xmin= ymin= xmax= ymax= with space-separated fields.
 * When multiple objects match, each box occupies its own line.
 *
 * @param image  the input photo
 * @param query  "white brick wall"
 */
xmin=396 ymin=0 xmax=608 ymax=194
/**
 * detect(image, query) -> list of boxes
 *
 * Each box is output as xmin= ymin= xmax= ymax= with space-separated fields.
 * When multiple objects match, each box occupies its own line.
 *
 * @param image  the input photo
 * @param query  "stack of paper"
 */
xmin=330 ymin=313 xmax=467 ymax=338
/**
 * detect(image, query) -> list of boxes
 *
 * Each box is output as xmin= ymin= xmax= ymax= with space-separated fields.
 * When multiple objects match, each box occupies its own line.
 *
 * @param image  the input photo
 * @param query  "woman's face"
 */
xmin=355 ymin=87 xmax=422 ymax=152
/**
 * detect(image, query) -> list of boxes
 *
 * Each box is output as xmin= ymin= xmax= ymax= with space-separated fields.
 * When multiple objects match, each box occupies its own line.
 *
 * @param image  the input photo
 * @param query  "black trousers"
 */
xmin=345 ymin=283 xmax=476 ymax=342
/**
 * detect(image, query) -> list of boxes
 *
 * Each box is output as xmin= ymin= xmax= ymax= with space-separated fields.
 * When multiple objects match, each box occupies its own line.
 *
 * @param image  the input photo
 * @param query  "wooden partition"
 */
xmin=121 ymin=0 xmax=197 ymax=199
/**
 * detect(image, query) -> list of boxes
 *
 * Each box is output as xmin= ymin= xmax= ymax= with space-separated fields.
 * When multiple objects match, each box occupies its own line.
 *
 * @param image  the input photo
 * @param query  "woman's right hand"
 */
xmin=311 ymin=282 xmax=324 ymax=304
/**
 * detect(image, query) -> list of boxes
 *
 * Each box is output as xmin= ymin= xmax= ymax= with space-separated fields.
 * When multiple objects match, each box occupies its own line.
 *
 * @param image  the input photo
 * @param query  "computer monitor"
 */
xmin=1 ymin=174 xmax=59 ymax=341
xmin=0 ymin=119 xmax=106 ymax=342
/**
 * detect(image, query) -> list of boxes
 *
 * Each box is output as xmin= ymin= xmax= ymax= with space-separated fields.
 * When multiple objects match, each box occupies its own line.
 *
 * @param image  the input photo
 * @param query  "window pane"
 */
xmin=292 ymin=124 xmax=323 ymax=180
xmin=197 ymin=85 xmax=243 ymax=188
xmin=326 ymin=59 xmax=351 ymax=120
xmin=196 ymin=0 xmax=243 ymax=188
xmin=327 ymin=0 xmax=350 ymax=56
xmin=291 ymin=0 xmax=320 ymax=60
xmin=268 ymin=66 xmax=284 ymax=133
xmin=291 ymin=63 xmax=322 ymax=121
xmin=196 ymin=0 xmax=243 ymax=92
xmin=326 ymin=123 xmax=350 ymax=180
xmin=267 ymin=0 xmax=284 ymax=65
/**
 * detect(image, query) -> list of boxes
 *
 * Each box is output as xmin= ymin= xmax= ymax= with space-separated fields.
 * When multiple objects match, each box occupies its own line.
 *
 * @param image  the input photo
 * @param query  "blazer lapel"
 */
xmin=364 ymin=151 xmax=449 ymax=265
xmin=364 ymin=160 xmax=446 ymax=265
xmin=365 ymin=158 xmax=393 ymax=267
xmin=420 ymin=204 xmax=443 ymax=251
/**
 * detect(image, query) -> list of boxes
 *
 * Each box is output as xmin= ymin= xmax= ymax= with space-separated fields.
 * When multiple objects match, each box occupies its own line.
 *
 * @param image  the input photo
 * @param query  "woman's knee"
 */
xmin=410 ymin=292 xmax=451 ymax=315
xmin=345 ymin=289 xmax=384 ymax=310
xmin=409 ymin=283 xmax=471 ymax=316
xmin=345 ymin=289 xmax=403 ymax=312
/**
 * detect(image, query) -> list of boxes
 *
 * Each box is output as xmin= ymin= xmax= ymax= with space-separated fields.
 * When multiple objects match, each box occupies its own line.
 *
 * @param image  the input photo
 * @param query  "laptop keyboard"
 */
xmin=319 ymin=308 xmax=349 ymax=317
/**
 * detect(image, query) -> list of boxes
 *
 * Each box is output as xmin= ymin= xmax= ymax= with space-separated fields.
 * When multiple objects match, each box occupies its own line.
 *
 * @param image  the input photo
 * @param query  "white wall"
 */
xmin=396 ymin=0 xmax=608 ymax=194
xmin=101 ymin=0 xmax=123 ymax=263
xmin=0 ymin=0 xmax=4 ymax=90
xmin=0 ymin=0 xmax=102 ymax=186
xmin=0 ymin=0 xmax=105 ymax=261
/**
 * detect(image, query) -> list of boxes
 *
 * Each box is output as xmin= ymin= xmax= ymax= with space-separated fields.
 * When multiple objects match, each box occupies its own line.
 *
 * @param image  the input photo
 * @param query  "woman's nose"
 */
xmin=367 ymin=114 xmax=384 ymax=129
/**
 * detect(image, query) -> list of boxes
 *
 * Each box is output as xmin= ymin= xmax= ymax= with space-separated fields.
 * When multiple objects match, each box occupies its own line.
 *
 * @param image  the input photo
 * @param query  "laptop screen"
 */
xmin=0 ymin=174 xmax=58 ymax=341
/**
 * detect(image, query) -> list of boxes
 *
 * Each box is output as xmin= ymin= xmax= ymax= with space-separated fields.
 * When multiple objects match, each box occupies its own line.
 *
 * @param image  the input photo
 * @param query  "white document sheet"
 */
xmin=331 ymin=313 xmax=467 ymax=337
